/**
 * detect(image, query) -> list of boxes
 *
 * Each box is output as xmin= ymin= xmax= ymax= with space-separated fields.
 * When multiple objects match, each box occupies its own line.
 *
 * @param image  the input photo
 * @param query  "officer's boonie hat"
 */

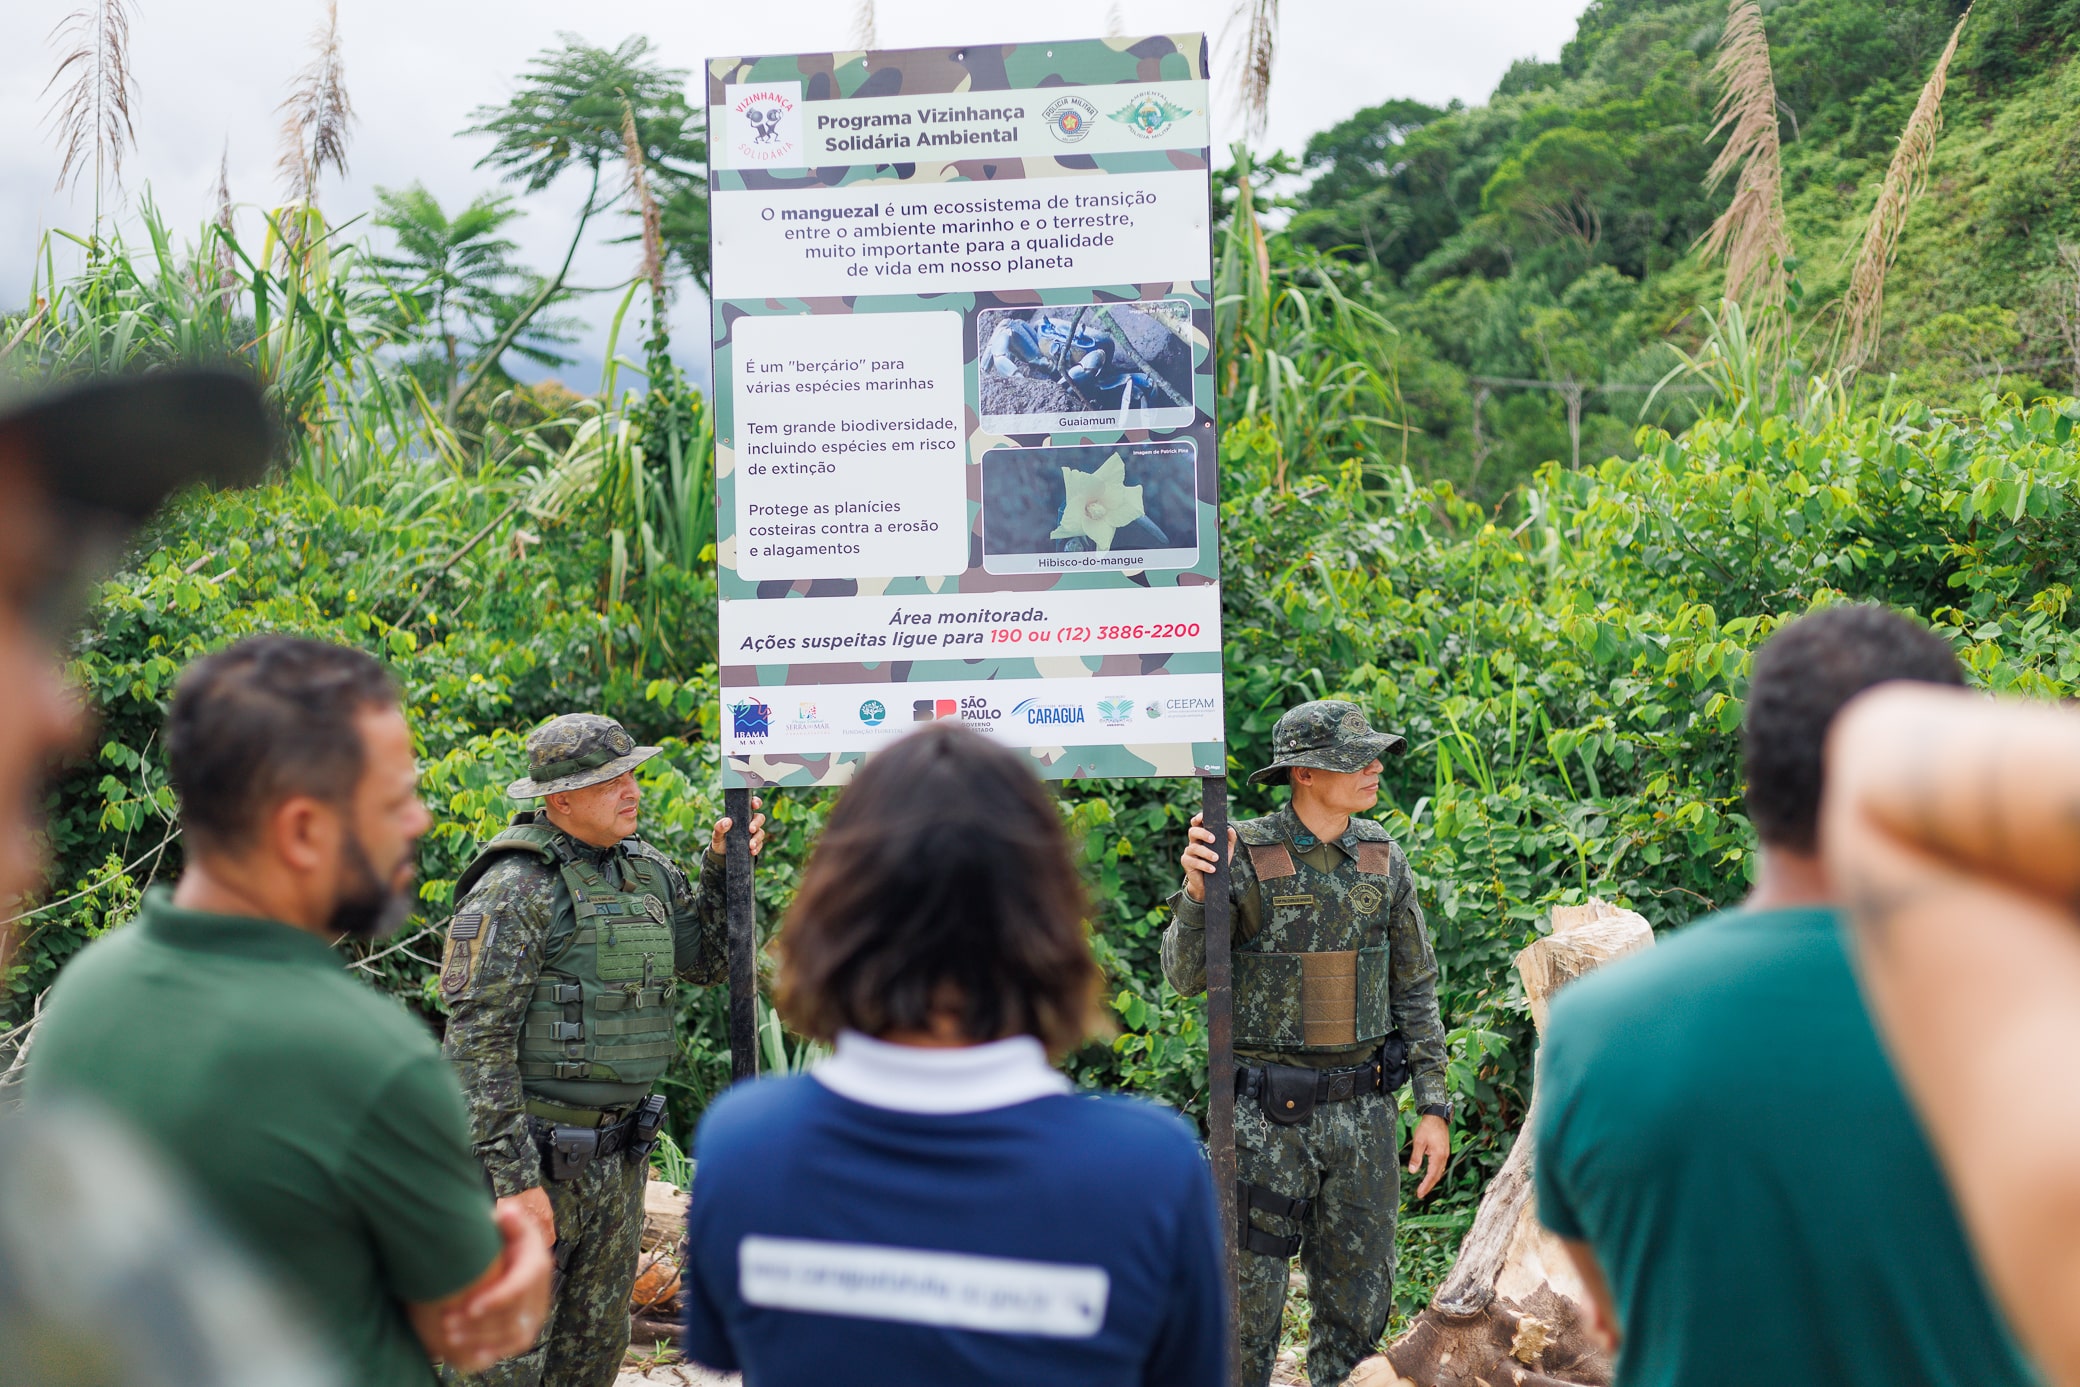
xmin=507 ymin=713 xmax=661 ymax=799
xmin=1248 ymin=700 xmax=1406 ymax=786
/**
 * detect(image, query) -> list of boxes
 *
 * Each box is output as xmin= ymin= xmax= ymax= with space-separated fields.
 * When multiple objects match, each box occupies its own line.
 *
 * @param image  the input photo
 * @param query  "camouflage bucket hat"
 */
xmin=1248 ymin=700 xmax=1406 ymax=786
xmin=506 ymin=713 xmax=661 ymax=799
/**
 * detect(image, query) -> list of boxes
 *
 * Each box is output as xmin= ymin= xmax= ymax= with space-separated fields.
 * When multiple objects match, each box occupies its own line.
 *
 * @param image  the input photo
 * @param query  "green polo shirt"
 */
xmin=27 ymin=888 xmax=503 ymax=1385
xmin=1534 ymin=906 xmax=2035 ymax=1387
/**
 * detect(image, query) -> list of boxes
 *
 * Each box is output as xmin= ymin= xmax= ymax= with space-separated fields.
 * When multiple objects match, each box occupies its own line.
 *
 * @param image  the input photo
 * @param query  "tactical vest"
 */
xmin=1232 ymin=815 xmax=1397 ymax=1052
xmin=456 ymin=821 xmax=679 ymax=1109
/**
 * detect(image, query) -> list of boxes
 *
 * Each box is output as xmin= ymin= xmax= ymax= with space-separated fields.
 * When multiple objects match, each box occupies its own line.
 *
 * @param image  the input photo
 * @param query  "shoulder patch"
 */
xmin=449 ymin=911 xmax=483 ymax=941
xmin=439 ymin=938 xmax=475 ymax=998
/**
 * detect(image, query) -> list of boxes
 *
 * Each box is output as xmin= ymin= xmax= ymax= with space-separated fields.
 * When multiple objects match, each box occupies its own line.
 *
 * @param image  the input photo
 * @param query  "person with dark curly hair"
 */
xmin=1533 ymin=604 xmax=2032 ymax=1387
xmin=679 ymin=720 xmax=1226 ymax=1387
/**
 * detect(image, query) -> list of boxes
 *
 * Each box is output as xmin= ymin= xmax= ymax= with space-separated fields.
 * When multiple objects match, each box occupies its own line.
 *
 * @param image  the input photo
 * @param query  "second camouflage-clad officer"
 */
xmin=1165 ymin=701 xmax=1452 ymax=1387
xmin=439 ymin=714 xmax=763 ymax=1387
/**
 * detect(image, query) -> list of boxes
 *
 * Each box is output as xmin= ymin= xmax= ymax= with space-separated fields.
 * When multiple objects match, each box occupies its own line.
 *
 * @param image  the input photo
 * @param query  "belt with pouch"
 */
xmin=1235 ymin=1032 xmax=1410 ymax=1126
xmin=525 ymin=1094 xmax=668 ymax=1181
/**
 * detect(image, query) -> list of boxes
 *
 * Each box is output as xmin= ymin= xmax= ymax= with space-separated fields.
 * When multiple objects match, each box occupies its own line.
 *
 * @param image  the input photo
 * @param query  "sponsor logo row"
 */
xmin=730 ymin=693 xmax=1218 ymax=738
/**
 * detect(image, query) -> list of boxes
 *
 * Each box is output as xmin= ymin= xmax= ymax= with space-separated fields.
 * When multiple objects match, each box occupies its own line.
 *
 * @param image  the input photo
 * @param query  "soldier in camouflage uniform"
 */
xmin=438 ymin=714 xmax=764 ymax=1387
xmin=1165 ymin=701 xmax=1453 ymax=1387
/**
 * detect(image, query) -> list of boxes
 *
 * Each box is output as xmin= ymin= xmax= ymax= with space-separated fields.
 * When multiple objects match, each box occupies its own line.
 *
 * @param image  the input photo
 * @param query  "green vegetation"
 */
xmin=9 ymin=0 xmax=2080 ymax=1334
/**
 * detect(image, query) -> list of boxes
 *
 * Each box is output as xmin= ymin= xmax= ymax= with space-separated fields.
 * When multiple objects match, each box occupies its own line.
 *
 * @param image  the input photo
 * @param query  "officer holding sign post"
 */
xmin=438 ymin=713 xmax=763 ymax=1387
xmin=1165 ymin=700 xmax=1453 ymax=1387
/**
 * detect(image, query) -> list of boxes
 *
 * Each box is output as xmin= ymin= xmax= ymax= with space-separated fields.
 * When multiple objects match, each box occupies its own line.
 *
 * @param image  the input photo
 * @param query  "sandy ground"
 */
xmin=615 ymin=1358 xmax=735 ymax=1386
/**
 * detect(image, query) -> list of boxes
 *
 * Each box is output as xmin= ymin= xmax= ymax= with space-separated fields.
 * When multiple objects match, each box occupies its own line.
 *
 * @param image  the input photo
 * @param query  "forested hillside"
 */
xmin=5 ymin=0 xmax=2080 ymax=1333
xmin=1270 ymin=0 xmax=2080 ymax=495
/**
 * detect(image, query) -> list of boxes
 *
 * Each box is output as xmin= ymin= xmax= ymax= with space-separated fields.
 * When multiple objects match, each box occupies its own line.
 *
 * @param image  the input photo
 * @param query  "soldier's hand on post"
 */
xmin=1180 ymin=811 xmax=1237 ymax=903
xmin=711 ymin=795 xmax=767 ymax=859
xmin=1408 ymin=1113 xmax=1451 ymax=1199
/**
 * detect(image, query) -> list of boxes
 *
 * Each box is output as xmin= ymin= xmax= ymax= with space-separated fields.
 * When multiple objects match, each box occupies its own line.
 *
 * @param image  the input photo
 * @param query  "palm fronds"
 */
xmin=1695 ymin=1 xmax=1789 ymax=316
xmin=42 ymin=0 xmax=138 ymax=222
xmin=1839 ymin=7 xmax=1971 ymax=371
xmin=1106 ymin=3 xmax=1125 ymax=40
xmin=849 ymin=0 xmax=877 ymax=51
xmin=277 ymin=0 xmax=354 ymax=207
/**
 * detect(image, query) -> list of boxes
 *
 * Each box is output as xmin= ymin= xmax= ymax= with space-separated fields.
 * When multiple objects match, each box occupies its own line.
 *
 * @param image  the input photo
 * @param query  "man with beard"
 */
xmin=27 ymin=634 xmax=553 ymax=1384
xmin=439 ymin=713 xmax=764 ymax=1387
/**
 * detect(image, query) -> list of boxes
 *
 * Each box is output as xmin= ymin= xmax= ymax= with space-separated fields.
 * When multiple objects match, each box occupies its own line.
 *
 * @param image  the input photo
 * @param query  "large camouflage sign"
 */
xmin=707 ymin=36 xmax=1221 ymax=788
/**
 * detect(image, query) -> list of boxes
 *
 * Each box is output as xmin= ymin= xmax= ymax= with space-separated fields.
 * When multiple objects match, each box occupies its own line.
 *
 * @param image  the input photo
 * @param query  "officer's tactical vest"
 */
xmin=1233 ymin=815 xmax=1397 ymax=1052
xmin=456 ymin=823 xmax=678 ymax=1108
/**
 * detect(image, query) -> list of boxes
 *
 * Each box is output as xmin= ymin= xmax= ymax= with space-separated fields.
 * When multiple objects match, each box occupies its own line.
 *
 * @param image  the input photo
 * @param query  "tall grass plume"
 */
xmin=42 ymin=0 xmax=138 ymax=225
xmin=277 ymin=0 xmax=355 ymax=207
xmin=1840 ymin=7 xmax=1971 ymax=370
xmin=1696 ymin=1 xmax=1790 ymax=316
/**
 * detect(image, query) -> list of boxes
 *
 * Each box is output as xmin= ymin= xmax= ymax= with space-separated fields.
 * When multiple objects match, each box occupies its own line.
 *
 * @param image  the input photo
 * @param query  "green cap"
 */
xmin=1248 ymin=700 xmax=1406 ymax=786
xmin=506 ymin=713 xmax=661 ymax=799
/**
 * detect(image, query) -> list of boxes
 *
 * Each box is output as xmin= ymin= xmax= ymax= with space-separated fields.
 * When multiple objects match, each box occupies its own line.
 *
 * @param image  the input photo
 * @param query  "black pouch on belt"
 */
xmin=1259 ymin=1062 xmax=1319 ymax=1125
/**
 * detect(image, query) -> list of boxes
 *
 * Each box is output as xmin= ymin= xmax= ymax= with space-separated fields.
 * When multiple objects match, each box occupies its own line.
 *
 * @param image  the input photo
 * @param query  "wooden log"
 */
xmin=1351 ymin=899 xmax=1652 ymax=1387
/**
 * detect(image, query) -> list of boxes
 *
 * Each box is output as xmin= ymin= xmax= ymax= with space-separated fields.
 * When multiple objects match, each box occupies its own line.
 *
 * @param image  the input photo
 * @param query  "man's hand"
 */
xmin=503 ymin=1186 xmax=555 ymax=1256
xmin=409 ymin=1200 xmax=553 ymax=1372
xmin=710 ymin=794 xmax=766 ymax=859
xmin=1180 ymin=812 xmax=1237 ymax=903
xmin=1407 ymin=1113 xmax=1450 ymax=1198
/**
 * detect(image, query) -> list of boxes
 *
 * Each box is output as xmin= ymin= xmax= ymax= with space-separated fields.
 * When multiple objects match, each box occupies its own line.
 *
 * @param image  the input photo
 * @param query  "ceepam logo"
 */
xmin=726 ymin=82 xmax=802 ymax=167
xmin=1009 ymin=697 xmax=1086 ymax=727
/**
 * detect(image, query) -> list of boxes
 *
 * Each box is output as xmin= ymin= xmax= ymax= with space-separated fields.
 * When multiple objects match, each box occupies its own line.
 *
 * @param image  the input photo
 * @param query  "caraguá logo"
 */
xmin=1009 ymin=696 xmax=1086 ymax=726
xmin=1043 ymin=94 xmax=1097 ymax=143
xmin=858 ymin=699 xmax=887 ymax=728
xmin=1108 ymin=90 xmax=1192 ymax=139
xmin=730 ymin=699 xmax=772 ymax=737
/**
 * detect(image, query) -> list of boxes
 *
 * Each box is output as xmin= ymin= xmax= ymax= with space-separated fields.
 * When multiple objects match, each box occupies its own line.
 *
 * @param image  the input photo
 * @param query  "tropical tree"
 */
xmin=456 ymin=34 xmax=706 ymax=423
xmin=371 ymin=184 xmax=570 ymax=400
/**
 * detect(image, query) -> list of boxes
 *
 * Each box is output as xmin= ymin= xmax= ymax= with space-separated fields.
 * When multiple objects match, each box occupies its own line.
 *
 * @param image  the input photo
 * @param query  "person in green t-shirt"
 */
xmin=28 ymin=635 xmax=553 ymax=1385
xmin=1533 ymin=605 xmax=2036 ymax=1387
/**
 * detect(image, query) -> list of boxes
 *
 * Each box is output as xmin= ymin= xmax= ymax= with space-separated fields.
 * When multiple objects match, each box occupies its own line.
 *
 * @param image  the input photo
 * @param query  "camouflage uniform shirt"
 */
xmin=1161 ymin=804 xmax=1450 ymax=1110
xmin=440 ymin=818 xmax=728 ymax=1196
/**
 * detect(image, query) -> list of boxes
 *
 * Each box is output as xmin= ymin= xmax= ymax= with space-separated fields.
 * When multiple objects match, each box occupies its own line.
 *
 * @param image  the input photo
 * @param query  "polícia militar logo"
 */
xmin=731 ymin=699 xmax=772 ymax=737
xmin=1043 ymin=94 xmax=1097 ymax=143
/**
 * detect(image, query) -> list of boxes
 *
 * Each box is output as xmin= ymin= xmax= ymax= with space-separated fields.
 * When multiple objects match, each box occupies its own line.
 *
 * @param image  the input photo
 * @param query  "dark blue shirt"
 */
xmin=682 ymin=1073 xmax=1227 ymax=1386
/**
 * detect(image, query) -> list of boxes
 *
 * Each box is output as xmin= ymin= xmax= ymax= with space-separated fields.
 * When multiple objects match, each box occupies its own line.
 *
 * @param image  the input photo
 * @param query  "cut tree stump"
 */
xmin=1349 ymin=899 xmax=1652 ymax=1387
xmin=630 ymin=1179 xmax=687 ymax=1339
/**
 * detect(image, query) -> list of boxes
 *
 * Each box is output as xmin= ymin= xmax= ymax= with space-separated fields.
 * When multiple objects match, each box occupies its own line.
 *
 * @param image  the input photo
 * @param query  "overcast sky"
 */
xmin=0 ymin=0 xmax=1582 ymax=387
